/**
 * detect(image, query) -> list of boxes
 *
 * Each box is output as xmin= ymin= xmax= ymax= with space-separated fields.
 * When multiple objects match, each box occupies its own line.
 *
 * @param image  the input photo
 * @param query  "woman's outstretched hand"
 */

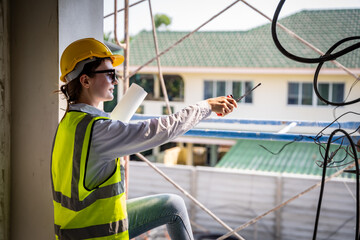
xmin=206 ymin=96 xmax=238 ymax=117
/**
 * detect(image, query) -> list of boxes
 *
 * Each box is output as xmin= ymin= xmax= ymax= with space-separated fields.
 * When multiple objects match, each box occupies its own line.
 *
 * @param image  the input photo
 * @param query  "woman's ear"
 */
xmin=79 ymin=74 xmax=90 ymax=89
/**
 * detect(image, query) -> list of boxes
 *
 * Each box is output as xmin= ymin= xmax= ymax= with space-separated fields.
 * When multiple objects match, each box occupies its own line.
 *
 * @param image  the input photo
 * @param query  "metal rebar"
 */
xmin=104 ymin=0 xmax=147 ymax=19
xmin=123 ymin=0 xmax=131 ymax=196
xmin=148 ymin=0 xmax=172 ymax=115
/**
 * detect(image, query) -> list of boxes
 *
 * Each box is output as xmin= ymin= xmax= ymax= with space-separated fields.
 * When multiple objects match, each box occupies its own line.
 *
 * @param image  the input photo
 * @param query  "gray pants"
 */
xmin=127 ymin=194 xmax=194 ymax=240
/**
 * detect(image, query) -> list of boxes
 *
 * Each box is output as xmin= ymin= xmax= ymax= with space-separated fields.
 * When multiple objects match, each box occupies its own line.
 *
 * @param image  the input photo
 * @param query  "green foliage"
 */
xmin=154 ymin=14 xmax=172 ymax=30
xmin=104 ymin=31 xmax=134 ymax=44
xmin=103 ymin=31 xmax=115 ymax=43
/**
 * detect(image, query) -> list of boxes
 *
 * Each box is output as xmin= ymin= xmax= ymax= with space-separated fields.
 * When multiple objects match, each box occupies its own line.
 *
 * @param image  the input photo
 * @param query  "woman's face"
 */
xmin=88 ymin=59 xmax=117 ymax=104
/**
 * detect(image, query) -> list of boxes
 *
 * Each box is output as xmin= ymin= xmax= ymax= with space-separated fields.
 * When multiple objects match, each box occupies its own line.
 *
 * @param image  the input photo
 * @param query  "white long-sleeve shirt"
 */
xmin=68 ymin=101 xmax=212 ymax=189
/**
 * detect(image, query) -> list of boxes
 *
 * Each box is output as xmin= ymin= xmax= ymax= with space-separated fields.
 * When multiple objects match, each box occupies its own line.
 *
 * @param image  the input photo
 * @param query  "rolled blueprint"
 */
xmin=110 ymin=83 xmax=147 ymax=122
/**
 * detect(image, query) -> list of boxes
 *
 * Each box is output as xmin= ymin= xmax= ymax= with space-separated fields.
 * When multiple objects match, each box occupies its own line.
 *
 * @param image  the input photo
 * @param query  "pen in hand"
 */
xmin=217 ymin=83 xmax=261 ymax=117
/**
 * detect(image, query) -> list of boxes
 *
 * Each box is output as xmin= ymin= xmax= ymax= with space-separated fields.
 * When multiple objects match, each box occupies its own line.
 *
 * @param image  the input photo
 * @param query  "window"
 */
xmin=130 ymin=74 xmax=155 ymax=100
xmin=288 ymin=82 xmax=344 ymax=106
xmin=136 ymin=105 xmax=144 ymax=114
xmin=130 ymin=74 xmax=184 ymax=101
xmin=317 ymin=83 xmax=344 ymax=105
xmin=244 ymin=82 xmax=253 ymax=103
xmin=162 ymin=106 xmax=174 ymax=115
xmin=204 ymin=81 xmax=214 ymax=99
xmin=302 ymin=83 xmax=313 ymax=105
xmin=160 ymin=75 xmax=184 ymax=101
xmin=317 ymin=83 xmax=329 ymax=106
xmin=216 ymin=81 xmax=226 ymax=96
xmin=204 ymin=80 xmax=253 ymax=103
xmin=288 ymin=83 xmax=299 ymax=104
xmin=288 ymin=82 xmax=313 ymax=106
xmin=332 ymin=83 xmax=345 ymax=103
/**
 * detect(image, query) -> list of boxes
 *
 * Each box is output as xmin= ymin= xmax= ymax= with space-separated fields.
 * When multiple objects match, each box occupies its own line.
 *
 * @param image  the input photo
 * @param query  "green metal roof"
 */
xmin=216 ymin=139 xmax=355 ymax=179
xmin=123 ymin=9 xmax=360 ymax=69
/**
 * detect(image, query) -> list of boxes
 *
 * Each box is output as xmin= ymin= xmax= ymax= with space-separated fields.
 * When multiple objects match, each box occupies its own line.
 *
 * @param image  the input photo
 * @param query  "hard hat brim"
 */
xmin=111 ymin=54 xmax=125 ymax=67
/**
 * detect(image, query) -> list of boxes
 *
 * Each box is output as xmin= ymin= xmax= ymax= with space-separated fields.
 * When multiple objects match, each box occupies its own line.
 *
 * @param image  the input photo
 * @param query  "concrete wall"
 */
xmin=9 ymin=0 xmax=103 ymax=239
xmin=58 ymin=0 xmax=104 ymax=121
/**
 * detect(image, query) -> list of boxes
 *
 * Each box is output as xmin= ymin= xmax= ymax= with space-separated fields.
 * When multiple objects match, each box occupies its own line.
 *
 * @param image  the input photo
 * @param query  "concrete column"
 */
xmin=10 ymin=0 xmax=103 ymax=239
xmin=0 ymin=0 xmax=11 ymax=239
xmin=10 ymin=0 xmax=59 ymax=239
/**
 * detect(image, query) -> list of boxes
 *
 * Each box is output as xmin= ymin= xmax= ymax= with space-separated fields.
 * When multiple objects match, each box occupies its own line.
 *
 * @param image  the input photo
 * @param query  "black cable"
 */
xmin=270 ymin=2 xmax=360 ymax=238
xmin=258 ymin=135 xmax=304 ymax=155
xmin=271 ymin=0 xmax=360 ymax=64
xmin=313 ymin=36 xmax=360 ymax=106
xmin=259 ymin=112 xmax=359 ymax=159
xmin=322 ymin=113 xmax=357 ymax=137
xmin=312 ymin=129 xmax=359 ymax=240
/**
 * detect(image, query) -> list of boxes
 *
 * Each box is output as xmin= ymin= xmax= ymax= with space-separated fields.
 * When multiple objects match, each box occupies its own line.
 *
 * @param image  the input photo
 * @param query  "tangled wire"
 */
xmin=268 ymin=1 xmax=360 ymax=239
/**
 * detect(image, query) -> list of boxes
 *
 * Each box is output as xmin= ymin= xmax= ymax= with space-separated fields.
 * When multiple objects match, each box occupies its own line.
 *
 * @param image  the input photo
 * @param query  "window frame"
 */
xmin=162 ymin=105 xmax=174 ymax=115
xmin=287 ymin=81 xmax=345 ymax=107
xmin=130 ymin=73 xmax=185 ymax=102
xmin=204 ymin=80 xmax=254 ymax=103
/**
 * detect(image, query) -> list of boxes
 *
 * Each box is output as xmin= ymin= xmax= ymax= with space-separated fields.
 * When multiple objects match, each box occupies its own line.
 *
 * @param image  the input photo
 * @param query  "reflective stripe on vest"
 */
xmin=54 ymin=218 xmax=128 ymax=240
xmin=51 ymin=111 xmax=129 ymax=240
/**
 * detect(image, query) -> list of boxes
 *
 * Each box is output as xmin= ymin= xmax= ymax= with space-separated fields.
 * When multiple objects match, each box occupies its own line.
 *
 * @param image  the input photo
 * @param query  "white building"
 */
xmin=111 ymin=9 xmax=360 ymax=123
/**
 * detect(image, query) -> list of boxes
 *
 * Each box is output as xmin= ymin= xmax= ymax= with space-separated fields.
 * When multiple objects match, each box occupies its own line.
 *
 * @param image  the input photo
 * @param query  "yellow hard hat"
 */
xmin=60 ymin=38 xmax=124 ymax=82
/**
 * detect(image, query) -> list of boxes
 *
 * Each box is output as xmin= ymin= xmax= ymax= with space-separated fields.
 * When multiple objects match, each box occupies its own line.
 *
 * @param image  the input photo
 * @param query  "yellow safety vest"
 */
xmin=51 ymin=111 xmax=129 ymax=240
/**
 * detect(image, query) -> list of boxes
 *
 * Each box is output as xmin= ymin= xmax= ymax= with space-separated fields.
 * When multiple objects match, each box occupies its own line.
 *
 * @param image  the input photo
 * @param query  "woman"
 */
xmin=51 ymin=38 xmax=237 ymax=240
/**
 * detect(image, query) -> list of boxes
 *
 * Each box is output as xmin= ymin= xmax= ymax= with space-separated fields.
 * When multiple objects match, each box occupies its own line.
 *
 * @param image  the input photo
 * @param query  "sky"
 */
xmin=103 ymin=0 xmax=360 ymax=38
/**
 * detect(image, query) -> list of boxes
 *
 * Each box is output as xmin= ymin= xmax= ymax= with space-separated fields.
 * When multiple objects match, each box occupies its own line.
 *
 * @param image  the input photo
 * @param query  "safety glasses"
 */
xmin=91 ymin=69 xmax=118 ymax=83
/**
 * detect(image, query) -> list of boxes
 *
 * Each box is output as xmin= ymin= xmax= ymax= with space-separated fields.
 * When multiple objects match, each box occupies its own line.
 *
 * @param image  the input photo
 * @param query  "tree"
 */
xmin=103 ymin=31 xmax=115 ymax=43
xmin=154 ymin=14 xmax=172 ymax=30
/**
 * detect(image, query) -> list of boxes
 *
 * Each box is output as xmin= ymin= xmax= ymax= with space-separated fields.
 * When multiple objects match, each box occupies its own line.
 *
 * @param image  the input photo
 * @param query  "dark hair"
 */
xmin=59 ymin=57 xmax=111 ymax=119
